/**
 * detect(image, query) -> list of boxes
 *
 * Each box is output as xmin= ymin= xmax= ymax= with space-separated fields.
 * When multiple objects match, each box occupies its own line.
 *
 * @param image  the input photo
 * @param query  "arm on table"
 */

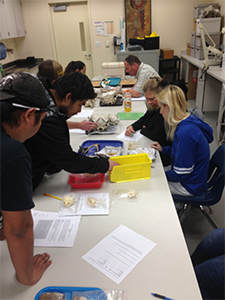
xmin=2 ymin=210 xmax=51 ymax=286
xmin=67 ymin=120 xmax=97 ymax=131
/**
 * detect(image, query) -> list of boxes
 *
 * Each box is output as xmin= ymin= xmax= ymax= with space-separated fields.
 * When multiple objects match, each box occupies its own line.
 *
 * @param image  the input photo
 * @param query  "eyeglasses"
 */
xmin=12 ymin=103 xmax=47 ymax=112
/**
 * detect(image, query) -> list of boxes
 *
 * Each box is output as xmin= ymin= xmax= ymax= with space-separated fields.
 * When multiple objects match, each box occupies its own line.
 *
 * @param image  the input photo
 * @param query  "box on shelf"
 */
xmin=194 ymin=3 xmax=220 ymax=18
xmin=195 ymin=44 xmax=220 ymax=60
xmin=129 ymin=38 xmax=145 ymax=48
xmin=187 ymin=64 xmax=198 ymax=100
xmin=193 ymin=17 xmax=221 ymax=34
xmin=195 ymin=31 xmax=221 ymax=47
xmin=109 ymin=153 xmax=152 ymax=183
xmin=144 ymin=36 xmax=160 ymax=50
xmin=160 ymin=48 xmax=174 ymax=59
xmin=187 ymin=43 xmax=191 ymax=56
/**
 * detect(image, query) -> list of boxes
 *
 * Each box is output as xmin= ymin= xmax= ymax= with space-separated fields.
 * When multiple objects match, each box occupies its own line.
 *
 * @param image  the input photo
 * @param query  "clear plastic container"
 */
xmin=124 ymin=89 xmax=132 ymax=112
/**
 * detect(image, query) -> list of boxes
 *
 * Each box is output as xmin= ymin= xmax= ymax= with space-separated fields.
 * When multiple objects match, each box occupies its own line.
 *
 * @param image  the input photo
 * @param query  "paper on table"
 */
xmin=69 ymin=128 xmax=86 ymax=134
xmin=59 ymin=193 xmax=110 ymax=216
xmin=116 ymin=129 xmax=143 ymax=141
xmin=70 ymin=110 xmax=93 ymax=119
xmin=32 ymin=210 xmax=81 ymax=247
xmin=132 ymin=95 xmax=146 ymax=101
xmin=82 ymin=224 xmax=156 ymax=284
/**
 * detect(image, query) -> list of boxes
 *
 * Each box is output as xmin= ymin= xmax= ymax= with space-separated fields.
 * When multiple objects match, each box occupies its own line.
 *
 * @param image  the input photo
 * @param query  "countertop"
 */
xmin=2 ymin=58 xmax=43 ymax=76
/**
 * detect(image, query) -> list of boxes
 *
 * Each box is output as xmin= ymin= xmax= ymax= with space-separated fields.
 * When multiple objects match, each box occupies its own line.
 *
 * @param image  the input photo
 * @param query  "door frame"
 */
xmin=46 ymin=0 xmax=94 ymax=79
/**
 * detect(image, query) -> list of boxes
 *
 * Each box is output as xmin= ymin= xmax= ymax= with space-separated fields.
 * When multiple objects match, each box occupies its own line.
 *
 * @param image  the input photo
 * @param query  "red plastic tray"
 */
xmin=68 ymin=173 xmax=105 ymax=188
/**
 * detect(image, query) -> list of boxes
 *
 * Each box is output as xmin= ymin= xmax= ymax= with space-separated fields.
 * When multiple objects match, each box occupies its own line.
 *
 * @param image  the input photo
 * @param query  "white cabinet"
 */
xmin=117 ymin=50 xmax=159 ymax=73
xmin=0 ymin=0 xmax=26 ymax=40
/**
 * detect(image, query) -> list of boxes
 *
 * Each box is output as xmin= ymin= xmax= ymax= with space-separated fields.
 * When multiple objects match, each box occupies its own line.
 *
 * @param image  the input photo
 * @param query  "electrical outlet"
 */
xmin=105 ymin=41 xmax=110 ymax=48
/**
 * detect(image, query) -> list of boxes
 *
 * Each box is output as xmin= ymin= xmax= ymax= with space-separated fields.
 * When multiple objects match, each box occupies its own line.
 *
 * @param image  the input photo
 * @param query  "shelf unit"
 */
xmin=159 ymin=55 xmax=181 ymax=82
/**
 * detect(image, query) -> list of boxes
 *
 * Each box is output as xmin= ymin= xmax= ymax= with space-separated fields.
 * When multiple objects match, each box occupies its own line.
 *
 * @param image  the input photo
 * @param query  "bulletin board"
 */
xmin=125 ymin=0 xmax=151 ymax=44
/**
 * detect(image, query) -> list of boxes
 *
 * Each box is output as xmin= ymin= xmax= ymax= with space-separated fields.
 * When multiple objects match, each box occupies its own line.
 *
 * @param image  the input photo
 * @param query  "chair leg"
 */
xmin=178 ymin=203 xmax=189 ymax=223
xmin=199 ymin=205 xmax=218 ymax=229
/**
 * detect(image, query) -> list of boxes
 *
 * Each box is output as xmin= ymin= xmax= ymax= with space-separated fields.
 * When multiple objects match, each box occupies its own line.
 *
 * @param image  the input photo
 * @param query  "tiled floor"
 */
xmin=180 ymin=101 xmax=225 ymax=255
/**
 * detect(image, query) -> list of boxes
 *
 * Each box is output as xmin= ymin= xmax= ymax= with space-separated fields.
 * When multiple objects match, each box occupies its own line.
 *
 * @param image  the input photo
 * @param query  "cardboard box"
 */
xmin=160 ymin=48 xmax=174 ymax=59
xmin=187 ymin=43 xmax=191 ymax=56
xmin=187 ymin=64 xmax=198 ymax=100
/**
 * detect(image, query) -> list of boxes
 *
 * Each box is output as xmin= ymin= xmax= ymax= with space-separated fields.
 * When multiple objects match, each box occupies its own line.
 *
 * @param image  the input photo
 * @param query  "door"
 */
xmin=50 ymin=2 xmax=93 ymax=79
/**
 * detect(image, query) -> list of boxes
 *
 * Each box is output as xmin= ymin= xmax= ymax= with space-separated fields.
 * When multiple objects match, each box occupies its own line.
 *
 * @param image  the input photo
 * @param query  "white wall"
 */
xmin=1 ymin=0 xmax=224 ymax=76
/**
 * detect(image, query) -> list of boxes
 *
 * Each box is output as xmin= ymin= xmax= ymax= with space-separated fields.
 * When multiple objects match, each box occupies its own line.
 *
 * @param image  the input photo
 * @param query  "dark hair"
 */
xmin=170 ymin=79 xmax=188 ymax=100
xmin=1 ymin=101 xmax=43 ymax=127
xmin=64 ymin=61 xmax=86 ymax=75
xmin=52 ymin=72 xmax=96 ymax=102
xmin=125 ymin=55 xmax=141 ymax=66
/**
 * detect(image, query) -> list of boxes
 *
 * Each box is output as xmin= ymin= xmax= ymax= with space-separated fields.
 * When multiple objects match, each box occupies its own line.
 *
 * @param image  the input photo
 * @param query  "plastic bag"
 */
xmin=95 ymin=146 xmax=123 ymax=157
xmin=72 ymin=289 xmax=124 ymax=299
xmin=59 ymin=193 xmax=80 ymax=216
xmin=111 ymin=189 xmax=138 ymax=201
xmin=127 ymin=147 xmax=157 ymax=161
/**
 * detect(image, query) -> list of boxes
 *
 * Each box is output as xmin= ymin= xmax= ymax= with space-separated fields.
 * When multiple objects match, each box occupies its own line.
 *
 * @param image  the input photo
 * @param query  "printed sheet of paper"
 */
xmin=116 ymin=129 xmax=143 ymax=141
xmin=32 ymin=210 xmax=81 ymax=247
xmin=82 ymin=224 xmax=156 ymax=284
xmin=69 ymin=128 xmax=86 ymax=134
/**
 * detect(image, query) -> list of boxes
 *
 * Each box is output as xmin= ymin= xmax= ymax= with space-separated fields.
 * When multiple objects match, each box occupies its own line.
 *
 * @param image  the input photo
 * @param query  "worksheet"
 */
xmin=31 ymin=210 xmax=81 ymax=247
xmin=82 ymin=224 xmax=156 ymax=284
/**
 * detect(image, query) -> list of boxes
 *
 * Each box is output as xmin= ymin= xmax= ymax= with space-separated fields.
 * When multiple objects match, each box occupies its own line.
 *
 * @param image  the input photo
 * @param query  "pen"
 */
xmin=151 ymin=293 xmax=174 ymax=300
xmin=43 ymin=193 xmax=62 ymax=201
xmin=130 ymin=132 xmax=134 ymax=137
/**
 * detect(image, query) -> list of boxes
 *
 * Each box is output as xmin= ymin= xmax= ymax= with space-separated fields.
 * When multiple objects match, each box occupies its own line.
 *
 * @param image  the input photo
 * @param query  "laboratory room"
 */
xmin=0 ymin=0 xmax=224 ymax=299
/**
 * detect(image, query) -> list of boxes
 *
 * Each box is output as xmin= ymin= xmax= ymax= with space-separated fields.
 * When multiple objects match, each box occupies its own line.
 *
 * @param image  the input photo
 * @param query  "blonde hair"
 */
xmin=143 ymin=76 xmax=166 ymax=110
xmin=156 ymin=85 xmax=190 ymax=140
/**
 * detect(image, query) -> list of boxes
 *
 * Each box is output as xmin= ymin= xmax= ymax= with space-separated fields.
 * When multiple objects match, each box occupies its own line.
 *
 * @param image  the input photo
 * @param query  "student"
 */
xmin=64 ymin=60 xmax=86 ymax=75
xmin=37 ymin=59 xmax=96 ymax=132
xmin=0 ymin=73 xmax=52 ymax=285
xmin=124 ymin=55 xmax=159 ymax=98
xmin=24 ymin=72 xmax=119 ymax=190
xmin=125 ymin=76 xmax=171 ymax=167
xmin=151 ymin=85 xmax=213 ymax=196
xmin=191 ymin=228 xmax=225 ymax=300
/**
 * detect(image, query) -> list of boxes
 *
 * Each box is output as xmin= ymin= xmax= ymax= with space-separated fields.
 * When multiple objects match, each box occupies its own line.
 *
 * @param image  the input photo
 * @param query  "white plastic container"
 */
xmin=195 ymin=31 xmax=221 ymax=47
xmin=190 ymin=45 xmax=195 ymax=58
xmin=101 ymin=62 xmax=125 ymax=79
xmin=196 ymin=17 xmax=221 ymax=34
xmin=195 ymin=45 xmax=220 ymax=60
xmin=194 ymin=3 xmax=220 ymax=18
xmin=191 ymin=32 xmax=196 ymax=46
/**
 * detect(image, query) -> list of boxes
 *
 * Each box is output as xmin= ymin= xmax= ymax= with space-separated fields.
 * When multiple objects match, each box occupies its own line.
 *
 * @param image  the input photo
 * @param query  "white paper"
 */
xmin=70 ymin=110 xmax=93 ymax=119
xmin=32 ymin=210 xmax=81 ymax=247
xmin=132 ymin=95 xmax=146 ymax=101
xmin=116 ymin=129 xmax=143 ymax=141
xmin=69 ymin=128 xmax=86 ymax=134
xmin=59 ymin=193 xmax=110 ymax=216
xmin=82 ymin=224 xmax=156 ymax=284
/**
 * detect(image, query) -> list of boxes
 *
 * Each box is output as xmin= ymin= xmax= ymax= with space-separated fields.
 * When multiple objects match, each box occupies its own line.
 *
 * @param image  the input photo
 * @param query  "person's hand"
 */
xmin=17 ymin=253 xmax=52 ymax=286
xmin=151 ymin=142 xmax=162 ymax=152
xmin=108 ymin=160 xmax=120 ymax=172
xmin=125 ymin=126 xmax=135 ymax=136
xmin=79 ymin=120 xmax=97 ymax=131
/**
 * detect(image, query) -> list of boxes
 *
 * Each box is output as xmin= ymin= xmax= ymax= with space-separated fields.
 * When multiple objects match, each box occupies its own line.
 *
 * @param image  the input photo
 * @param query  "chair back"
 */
xmin=206 ymin=144 xmax=225 ymax=204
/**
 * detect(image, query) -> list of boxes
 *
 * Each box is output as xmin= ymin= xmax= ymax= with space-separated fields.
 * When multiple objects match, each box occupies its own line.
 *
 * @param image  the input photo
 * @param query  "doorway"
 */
xmin=49 ymin=2 xmax=93 ymax=79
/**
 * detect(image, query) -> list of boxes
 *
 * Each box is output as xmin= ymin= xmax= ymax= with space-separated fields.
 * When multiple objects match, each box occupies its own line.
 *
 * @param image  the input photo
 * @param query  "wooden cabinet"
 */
xmin=117 ymin=49 xmax=159 ymax=73
xmin=0 ymin=0 xmax=26 ymax=40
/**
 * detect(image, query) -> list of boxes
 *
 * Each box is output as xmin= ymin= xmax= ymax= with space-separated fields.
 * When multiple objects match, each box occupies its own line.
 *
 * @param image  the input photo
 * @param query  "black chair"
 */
xmin=173 ymin=145 xmax=225 ymax=229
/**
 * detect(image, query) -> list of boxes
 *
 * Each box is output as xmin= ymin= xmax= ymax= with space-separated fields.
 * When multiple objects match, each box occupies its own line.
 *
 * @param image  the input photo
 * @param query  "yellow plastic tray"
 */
xmin=109 ymin=153 xmax=152 ymax=183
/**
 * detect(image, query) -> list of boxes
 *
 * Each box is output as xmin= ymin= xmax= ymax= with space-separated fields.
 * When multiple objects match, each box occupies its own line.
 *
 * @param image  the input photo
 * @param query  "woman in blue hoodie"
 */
xmin=151 ymin=85 xmax=213 ymax=196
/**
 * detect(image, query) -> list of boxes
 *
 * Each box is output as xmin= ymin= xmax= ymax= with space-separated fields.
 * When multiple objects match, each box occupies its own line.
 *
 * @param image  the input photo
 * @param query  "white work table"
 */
xmin=0 ymin=100 xmax=202 ymax=300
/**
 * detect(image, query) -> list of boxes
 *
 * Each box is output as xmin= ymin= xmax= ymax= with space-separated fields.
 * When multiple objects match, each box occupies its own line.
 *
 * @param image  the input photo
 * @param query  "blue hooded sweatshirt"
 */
xmin=162 ymin=114 xmax=213 ymax=195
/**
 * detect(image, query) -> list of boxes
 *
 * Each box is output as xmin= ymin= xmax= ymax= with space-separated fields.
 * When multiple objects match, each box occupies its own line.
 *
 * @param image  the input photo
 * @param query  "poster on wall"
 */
xmin=95 ymin=21 xmax=114 ymax=36
xmin=125 ymin=0 xmax=151 ymax=44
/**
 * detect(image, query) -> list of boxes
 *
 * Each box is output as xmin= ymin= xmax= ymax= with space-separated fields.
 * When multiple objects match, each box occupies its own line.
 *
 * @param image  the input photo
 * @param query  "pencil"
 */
xmin=43 ymin=193 xmax=62 ymax=200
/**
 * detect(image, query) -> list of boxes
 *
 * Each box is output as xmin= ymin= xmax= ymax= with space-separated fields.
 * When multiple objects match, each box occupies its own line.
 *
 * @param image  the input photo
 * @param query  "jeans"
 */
xmin=191 ymin=228 xmax=225 ymax=300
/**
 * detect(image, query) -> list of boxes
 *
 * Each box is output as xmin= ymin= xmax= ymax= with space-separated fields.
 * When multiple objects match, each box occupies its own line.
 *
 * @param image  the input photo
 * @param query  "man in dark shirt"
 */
xmin=25 ymin=72 xmax=119 ymax=190
xmin=0 ymin=73 xmax=52 ymax=285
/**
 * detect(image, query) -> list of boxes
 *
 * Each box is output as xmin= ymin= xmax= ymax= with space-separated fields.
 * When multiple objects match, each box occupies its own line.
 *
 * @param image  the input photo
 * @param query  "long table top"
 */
xmin=92 ymin=78 xmax=137 ymax=87
xmin=0 ymin=100 xmax=202 ymax=300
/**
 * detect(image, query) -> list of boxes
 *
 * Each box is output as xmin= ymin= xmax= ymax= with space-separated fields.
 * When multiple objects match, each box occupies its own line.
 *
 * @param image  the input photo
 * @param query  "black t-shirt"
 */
xmin=1 ymin=126 xmax=34 ymax=215
xmin=24 ymin=77 xmax=109 ymax=190
xmin=131 ymin=109 xmax=172 ymax=166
